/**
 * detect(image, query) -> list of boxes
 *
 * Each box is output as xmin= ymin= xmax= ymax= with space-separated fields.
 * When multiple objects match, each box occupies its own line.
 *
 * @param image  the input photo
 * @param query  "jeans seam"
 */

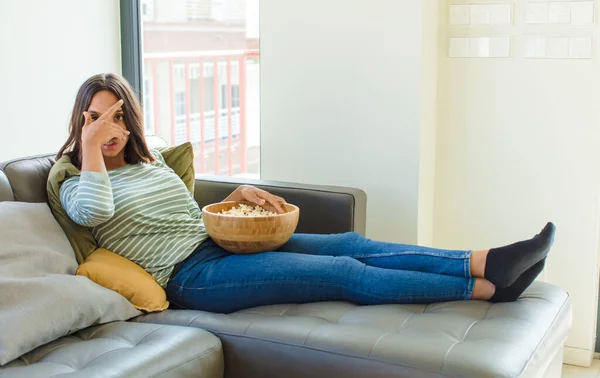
xmin=466 ymin=277 xmax=475 ymax=299
xmin=350 ymin=251 xmax=471 ymax=260
xmin=464 ymin=250 xmax=473 ymax=278
xmin=168 ymin=279 xmax=470 ymax=301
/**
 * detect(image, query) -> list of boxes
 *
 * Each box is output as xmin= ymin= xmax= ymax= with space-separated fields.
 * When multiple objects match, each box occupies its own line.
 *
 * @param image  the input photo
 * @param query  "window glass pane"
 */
xmin=140 ymin=0 xmax=260 ymax=178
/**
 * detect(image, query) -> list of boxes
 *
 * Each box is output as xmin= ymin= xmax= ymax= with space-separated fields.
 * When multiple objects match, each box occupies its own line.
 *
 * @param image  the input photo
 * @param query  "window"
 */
xmin=140 ymin=0 xmax=154 ymax=21
xmin=136 ymin=0 xmax=260 ymax=177
xmin=142 ymin=78 xmax=154 ymax=134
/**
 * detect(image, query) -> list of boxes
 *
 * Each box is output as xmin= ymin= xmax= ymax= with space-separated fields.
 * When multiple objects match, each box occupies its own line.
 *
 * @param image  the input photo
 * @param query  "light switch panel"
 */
xmin=469 ymin=37 xmax=491 ymax=57
xmin=449 ymin=38 xmax=470 ymax=57
xmin=524 ymin=36 xmax=548 ymax=58
xmin=450 ymin=37 xmax=511 ymax=58
xmin=489 ymin=4 xmax=512 ymax=25
xmin=570 ymin=1 xmax=595 ymax=24
xmin=527 ymin=2 xmax=550 ymax=24
xmin=450 ymin=5 xmax=471 ymax=25
xmin=450 ymin=3 xmax=513 ymax=26
xmin=489 ymin=37 xmax=511 ymax=57
xmin=546 ymin=37 xmax=570 ymax=59
xmin=548 ymin=2 xmax=571 ymax=23
xmin=569 ymin=37 xmax=593 ymax=59
xmin=470 ymin=4 xmax=491 ymax=25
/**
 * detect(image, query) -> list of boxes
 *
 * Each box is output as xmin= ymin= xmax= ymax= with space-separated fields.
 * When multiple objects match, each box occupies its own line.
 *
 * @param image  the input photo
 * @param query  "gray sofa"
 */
xmin=0 ymin=154 xmax=572 ymax=378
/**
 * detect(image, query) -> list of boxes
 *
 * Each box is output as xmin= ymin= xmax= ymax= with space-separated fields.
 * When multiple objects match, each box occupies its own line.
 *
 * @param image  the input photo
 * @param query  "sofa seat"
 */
xmin=135 ymin=282 xmax=571 ymax=378
xmin=0 ymin=322 xmax=224 ymax=378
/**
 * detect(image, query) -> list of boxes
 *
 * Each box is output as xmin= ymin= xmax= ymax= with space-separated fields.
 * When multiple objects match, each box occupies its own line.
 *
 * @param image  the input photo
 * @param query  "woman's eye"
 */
xmin=91 ymin=116 xmax=99 ymax=121
xmin=115 ymin=114 xmax=124 ymax=121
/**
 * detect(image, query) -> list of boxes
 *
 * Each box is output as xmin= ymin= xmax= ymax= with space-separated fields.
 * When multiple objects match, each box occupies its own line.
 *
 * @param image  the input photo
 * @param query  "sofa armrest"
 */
xmin=194 ymin=176 xmax=367 ymax=236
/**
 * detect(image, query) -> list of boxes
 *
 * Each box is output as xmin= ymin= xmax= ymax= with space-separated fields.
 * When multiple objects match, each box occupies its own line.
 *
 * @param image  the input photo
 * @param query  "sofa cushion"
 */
xmin=134 ymin=282 xmax=571 ymax=378
xmin=0 ymin=202 xmax=141 ymax=365
xmin=0 ymin=322 xmax=224 ymax=378
xmin=0 ymin=154 xmax=55 ymax=203
xmin=0 ymin=171 xmax=13 ymax=201
xmin=76 ymin=248 xmax=169 ymax=313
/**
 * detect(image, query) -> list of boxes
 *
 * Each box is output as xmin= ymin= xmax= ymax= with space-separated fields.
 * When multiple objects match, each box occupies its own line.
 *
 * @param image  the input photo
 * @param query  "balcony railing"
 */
xmin=174 ymin=108 xmax=241 ymax=146
xmin=144 ymin=50 xmax=258 ymax=176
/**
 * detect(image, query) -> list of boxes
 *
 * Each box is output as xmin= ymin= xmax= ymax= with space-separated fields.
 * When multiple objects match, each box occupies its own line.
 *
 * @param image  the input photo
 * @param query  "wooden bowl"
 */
xmin=202 ymin=201 xmax=300 ymax=254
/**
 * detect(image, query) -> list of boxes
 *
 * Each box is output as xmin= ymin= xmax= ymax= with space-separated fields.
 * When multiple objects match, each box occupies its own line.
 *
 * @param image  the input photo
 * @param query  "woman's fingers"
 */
xmin=272 ymin=194 xmax=287 ymax=204
xmin=240 ymin=187 xmax=285 ymax=213
xmin=104 ymin=124 xmax=129 ymax=143
xmin=242 ymin=190 xmax=265 ymax=206
xmin=82 ymin=112 xmax=92 ymax=126
xmin=98 ymin=99 xmax=124 ymax=121
xmin=258 ymin=192 xmax=284 ymax=213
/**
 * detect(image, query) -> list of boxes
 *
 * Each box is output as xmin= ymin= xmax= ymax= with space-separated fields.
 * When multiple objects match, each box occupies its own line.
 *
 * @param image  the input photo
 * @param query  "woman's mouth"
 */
xmin=102 ymin=141 xmax=118 ymax=149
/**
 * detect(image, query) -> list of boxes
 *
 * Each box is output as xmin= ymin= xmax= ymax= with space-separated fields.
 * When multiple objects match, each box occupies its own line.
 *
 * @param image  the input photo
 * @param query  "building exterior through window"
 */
xmin=140 ymin=0 xmax=260 ymax=178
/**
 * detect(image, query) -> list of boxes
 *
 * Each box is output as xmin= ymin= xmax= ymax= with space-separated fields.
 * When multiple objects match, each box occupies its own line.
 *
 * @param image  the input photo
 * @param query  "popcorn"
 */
xmin=220 ymin=203 xmax=278 ymax=217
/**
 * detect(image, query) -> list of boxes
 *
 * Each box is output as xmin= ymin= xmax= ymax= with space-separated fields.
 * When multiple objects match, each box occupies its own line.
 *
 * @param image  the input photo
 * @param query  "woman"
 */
xmin=57 ymin=73 xmax=554 ymax=313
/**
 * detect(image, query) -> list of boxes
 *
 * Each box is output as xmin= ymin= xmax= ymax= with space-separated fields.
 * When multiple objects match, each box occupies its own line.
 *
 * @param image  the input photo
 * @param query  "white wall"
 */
xmin=434 ymin=0 xmax=600 ymax=366
xmin=260 ymin=0 xmax=429 ymax=243
xmin=417 ymin=1 xmax=440 ymax=247
xmin=0 ymin=0 xmax=122 ymax=162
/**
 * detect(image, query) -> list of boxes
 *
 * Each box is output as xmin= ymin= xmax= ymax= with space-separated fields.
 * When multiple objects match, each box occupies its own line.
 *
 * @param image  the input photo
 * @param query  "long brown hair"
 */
xmin=57 ymin=73 xmax=155 ymax=169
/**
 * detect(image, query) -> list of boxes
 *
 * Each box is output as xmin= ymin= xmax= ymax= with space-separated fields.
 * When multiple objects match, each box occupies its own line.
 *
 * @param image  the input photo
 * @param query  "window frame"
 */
xmin=120 ymin=0 xmax=143 ymax=98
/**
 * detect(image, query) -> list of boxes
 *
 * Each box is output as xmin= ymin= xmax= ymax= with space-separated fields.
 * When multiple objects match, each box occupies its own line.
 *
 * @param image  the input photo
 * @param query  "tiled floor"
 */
xmin=563 ymin=360 xmax=600 ymax=378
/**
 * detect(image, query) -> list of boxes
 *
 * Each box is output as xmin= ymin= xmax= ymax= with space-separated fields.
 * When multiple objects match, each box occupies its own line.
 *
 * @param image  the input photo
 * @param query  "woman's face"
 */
xmin=87 ymin=90 xmax=129 ymax=159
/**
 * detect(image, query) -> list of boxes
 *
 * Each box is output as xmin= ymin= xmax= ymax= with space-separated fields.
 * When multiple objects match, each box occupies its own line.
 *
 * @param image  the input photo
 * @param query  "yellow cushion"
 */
xmin=76 ymin=249 xmax=169 ymax=312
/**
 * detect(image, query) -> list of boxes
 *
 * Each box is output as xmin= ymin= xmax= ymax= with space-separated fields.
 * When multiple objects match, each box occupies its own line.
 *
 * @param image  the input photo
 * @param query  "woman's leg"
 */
xmin=166 ymin=240 xmax=478 ymax=313
xmin=277 ymin=232 xmax=474 ymax=278
xmin=278 ymin=224 xmax=555 ymax=288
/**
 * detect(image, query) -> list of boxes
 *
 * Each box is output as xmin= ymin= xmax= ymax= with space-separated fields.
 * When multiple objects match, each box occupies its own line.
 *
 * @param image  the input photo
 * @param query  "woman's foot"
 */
xmin=489 ymin=259 xmax=546 ymax=302
xmin=472 ymin=278 xmax=496 ymax=300
xmin=484 ymin=222 xmax=555 ymax=288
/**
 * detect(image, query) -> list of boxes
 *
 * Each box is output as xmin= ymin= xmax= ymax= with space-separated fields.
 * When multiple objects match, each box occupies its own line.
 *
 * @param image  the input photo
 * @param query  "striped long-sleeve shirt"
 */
xmin=60 ymin=150 xmax=208 ymax=287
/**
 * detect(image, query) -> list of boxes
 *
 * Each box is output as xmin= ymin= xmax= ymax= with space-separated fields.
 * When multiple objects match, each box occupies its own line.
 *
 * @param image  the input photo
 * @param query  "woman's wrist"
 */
xmin=223 ymin=185 xmax=248 ymax=202
xmin=81 ymin=143 xmax=107 ymax=173
xmin=82 ymin=138 xmax=102 ymax=150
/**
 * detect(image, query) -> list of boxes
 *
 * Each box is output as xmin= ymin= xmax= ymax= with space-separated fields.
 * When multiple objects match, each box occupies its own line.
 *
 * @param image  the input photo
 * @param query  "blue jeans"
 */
xmin=166 ymin=232 xmax=475 ymax=313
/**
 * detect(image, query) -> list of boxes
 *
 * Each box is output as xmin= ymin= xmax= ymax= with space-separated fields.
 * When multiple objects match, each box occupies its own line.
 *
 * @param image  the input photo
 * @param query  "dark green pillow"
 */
xmin=157 ymin=142 xmax=195 ymax=194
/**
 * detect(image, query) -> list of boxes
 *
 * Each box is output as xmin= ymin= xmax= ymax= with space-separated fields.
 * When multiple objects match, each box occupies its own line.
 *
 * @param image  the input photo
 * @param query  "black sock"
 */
xmin=484 ymin=222 xmax=555 ymax=288
xmin=489 ymin=259 xmax=545 ymax=302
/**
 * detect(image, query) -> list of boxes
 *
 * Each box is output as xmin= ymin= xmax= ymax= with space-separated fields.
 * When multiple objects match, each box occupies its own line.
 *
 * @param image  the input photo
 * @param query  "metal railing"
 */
xmin=144 ymin=50 xmax=258 ymax=175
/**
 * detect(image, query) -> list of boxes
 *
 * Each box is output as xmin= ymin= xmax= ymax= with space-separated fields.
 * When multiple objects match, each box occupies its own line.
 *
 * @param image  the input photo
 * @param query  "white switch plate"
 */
xmin=524 ymin=36 xmax=548 ymax=58
xmin=449 ymin=37 xmax=511 ymax=58
xmin=449 ymin=38 xmax=470 ymax=57
xmin=571 ymin=1 xmax=595 ymax=24
xmin=569 ymin=37 xmax=593 ymax=59
xmin=525 ymin=35 xmax=593 ymax=59
xmin=527 ymin=2 xmax=550 ymax=23
xmin=546 ymin=37 xmax=570 ymax=59
xmin=548 ymin=2 xmax=571 ymax=23
xmin=450 ymin=4 xmax=513 ymax=26
xmin=489 ymin=4 xmax=513 ymax=25
xmin=470 ymin=37 xmax=491 ymax=57
xmin=489 ymin=37 xmax=512 ymax=57
xmin=527 ymin=0 xmax=595 ymax=24
xmin=470 ymin=4 xmax=491 ymax=25
xmin=450 ymin=5 xmax=471 ymax=25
